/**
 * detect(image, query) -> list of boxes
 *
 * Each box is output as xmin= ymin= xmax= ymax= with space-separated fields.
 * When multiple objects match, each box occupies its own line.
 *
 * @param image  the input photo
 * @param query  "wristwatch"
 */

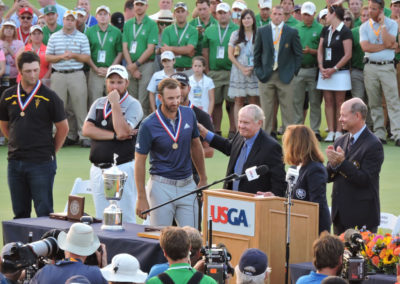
xmin=334 ymin=66 xmax=339 ymax=72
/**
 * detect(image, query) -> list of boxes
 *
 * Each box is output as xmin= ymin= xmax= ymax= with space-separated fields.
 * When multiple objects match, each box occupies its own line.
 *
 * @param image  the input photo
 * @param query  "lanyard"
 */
xmin=97 ymin=30 xmax=109 ymax=49
xmin=133 ymin=21 xmax=144 ymax=41
xmin=155 ymin=108 xmax=182 ymax=143
xmin=369 ymin=19 xmax=381 ymax=38
xmin=18 ymin=28 xmax=30 ymax=45
xmin=174 ymin=23 xmax=189 ymax=45
xmin=217 ymin=23 xmax=230 ymax=45
xmin=327 ymin=26 xmax=335 ymax=47
xmin=103 ymin=91 xmax=129 ymax=120
xmin=17 ymin=80 xmax=41 ymax=112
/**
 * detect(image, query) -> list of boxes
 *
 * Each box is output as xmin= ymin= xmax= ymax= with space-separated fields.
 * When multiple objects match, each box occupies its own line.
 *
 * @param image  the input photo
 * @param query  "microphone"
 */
xmin=286 ymin=166 xmax=299 ymax=185
xmin=231 ymin=165 xmax=269 ymax=182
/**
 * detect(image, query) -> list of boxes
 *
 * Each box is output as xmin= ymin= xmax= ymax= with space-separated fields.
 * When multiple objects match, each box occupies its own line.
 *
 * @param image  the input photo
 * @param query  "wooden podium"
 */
xmin=202 ymin=189 xmax=319 ymax=284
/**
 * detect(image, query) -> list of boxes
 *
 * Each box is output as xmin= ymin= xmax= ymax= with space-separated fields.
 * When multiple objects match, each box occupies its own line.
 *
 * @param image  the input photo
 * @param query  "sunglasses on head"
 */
xmin=21 ymin=16 xmax=32 ymax=20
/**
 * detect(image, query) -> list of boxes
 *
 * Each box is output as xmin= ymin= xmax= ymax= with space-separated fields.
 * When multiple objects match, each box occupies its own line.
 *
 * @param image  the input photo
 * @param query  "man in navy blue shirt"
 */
xmin=135 ymin=77 xmax=207 ymax=227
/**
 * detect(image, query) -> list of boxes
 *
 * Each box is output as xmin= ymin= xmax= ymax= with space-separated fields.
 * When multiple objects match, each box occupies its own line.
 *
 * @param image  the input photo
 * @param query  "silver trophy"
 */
xmin=101 ymin=154 xmax=127 ymax=231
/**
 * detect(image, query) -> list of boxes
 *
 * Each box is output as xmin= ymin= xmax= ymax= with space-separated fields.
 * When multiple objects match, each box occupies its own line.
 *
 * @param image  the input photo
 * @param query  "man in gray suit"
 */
xmin=254 ymin=5 xmax=302 ymax=135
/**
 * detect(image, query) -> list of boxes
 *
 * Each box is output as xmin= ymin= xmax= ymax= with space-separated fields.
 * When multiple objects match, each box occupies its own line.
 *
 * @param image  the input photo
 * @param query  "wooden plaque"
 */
xmin=67 ymin=195 xmax=85 ymax=221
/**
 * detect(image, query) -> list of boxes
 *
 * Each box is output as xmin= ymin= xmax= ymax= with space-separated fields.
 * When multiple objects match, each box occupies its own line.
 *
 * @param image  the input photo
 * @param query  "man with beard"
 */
xmin=135 ymin=78 xmax=207 ymax=227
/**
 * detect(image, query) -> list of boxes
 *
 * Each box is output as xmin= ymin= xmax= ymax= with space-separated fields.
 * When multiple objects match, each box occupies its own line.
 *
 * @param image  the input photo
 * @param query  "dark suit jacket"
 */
xmin=210 ymin=130 xmax=286 ymax=196
xmin=327 ymin=127 xmax=384 ymax=232
xmin=293 ymin=161 xmax=331 ymax=234
xmin=254 ymin=23 xmax=303 ymax=84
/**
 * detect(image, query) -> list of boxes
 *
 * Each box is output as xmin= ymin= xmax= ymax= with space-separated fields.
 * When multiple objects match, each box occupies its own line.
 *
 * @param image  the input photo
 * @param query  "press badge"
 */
xmin=248 ymin=56 xmax=254 ymax=67
xmin=97 ymin=50 xmax=106 ymax=63
xmin=130 ymin=41 xmax=137 ymax=53
xmin=325 ymin=48 xmax=332 ymax=61
xmin=217 ymin=46 xmax=225 ymax=59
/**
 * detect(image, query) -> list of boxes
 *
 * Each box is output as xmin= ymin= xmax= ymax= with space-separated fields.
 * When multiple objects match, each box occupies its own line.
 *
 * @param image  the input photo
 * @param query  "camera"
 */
xmin=341 ymin=229 xmax=367 ymax=282
xmin=1 ymin=237 xmax=59 ymax=280
xmin=201 ymin=244 xmax=234 ymax=284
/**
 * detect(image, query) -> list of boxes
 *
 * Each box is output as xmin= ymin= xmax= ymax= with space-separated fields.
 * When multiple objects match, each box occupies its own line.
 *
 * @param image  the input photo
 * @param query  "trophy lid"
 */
xmin=103 ymin=154 xmax=125 ymax=178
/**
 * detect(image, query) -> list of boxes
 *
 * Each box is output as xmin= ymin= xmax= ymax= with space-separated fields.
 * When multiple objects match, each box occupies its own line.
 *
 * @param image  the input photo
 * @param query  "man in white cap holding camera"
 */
xmin=30 ymin=223 xmax=107 ymax=283
xmin=82 ymin=65 xmax=143 ymax=224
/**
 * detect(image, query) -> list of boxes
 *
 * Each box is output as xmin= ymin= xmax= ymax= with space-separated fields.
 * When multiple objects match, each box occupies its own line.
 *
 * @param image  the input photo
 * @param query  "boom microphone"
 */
xmin=232 ymin=165 xmax=269 ymax=182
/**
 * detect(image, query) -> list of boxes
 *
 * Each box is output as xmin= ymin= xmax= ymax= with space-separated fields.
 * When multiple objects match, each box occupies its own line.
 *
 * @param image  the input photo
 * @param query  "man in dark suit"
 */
xmin=326 ymin=98 xmax=384 ymax=235
xmin=254 ymin=5 xmax=302 ymax=135
xmin=198 ymin=104 xmax=286 ymax=196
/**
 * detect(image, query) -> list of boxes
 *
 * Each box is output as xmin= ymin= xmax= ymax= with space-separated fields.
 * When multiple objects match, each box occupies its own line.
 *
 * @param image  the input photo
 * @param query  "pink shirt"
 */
xmin=0 ymin=40 xmax=24 ymax=78
xmin=0 ymin=49 xmax=5 ymax=61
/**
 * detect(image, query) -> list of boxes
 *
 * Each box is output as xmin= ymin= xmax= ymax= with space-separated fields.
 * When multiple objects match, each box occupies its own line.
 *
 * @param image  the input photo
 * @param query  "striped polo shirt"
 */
xmin=46 ymin=28 xmax=91 ymax=71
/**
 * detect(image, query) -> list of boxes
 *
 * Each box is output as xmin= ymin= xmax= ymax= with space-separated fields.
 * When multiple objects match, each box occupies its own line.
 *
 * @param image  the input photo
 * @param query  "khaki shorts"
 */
xmin=208 ymin=70 xmax=233 ymax=104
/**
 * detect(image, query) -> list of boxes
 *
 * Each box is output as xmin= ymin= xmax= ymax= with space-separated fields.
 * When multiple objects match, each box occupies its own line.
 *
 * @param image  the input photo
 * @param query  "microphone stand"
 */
xmin=284 ymin=179 xmax=295 ymax=284
xmin=142 ymin=173 xmax=238 ymax=232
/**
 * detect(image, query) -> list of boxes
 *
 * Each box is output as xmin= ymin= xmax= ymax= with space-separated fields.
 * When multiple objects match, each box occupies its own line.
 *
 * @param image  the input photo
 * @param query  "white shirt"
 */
xmin=147 ymin=69 xmax=176 ymax=108
xmin=188 ymin=74 xmax=215 ymax=112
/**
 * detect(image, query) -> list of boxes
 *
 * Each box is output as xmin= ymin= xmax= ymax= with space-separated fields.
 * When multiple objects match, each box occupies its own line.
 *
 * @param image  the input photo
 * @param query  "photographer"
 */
xmin=296 ymin=232 xmax=344 ymax=284
xmin=1 ymin=243 xmax=23 ymax=284
xmin=235 ymin=248 xmax=270 ymax=284
xmin=147 ymin=226 xmax=216 ymax=284
xmin=30 ymin=223 xmax=107 ymax=284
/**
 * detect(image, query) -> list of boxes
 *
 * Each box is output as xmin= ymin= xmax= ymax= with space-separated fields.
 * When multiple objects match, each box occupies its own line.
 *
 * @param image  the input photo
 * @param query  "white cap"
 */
xmin=2 ymin=20 xmax=16 ymax=28
xmin=319 ymin=8 xmax=328 ymax=19
xmin=216 ymin=2 xmax=230 ymax=13
xmin=101 ymin=254 xmax=148 ymax=283
xmin=96 ymin=5 xmax=110 ymax=14
xmin=161 ymin=51 xmax=175 ymax=61
xmin=106 ymin=65 xmax=129 ymax=80
xmin=232 ymin=1 xmax=247 ymax=11
xmin=74 ymin=6 xmax=87 ymax=16
xmin=259 ymin=0 xmax=272 ymax=9
xmin=301 ymin=2 xmax=316 ymax=15
xmin=63 ymin=10 xmax=78 ymax=19
xmin=30 ymin=25 xmax=43 ymax=34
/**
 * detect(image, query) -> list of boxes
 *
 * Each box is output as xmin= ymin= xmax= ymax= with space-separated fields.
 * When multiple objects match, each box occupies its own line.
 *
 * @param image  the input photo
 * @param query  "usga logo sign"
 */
xmin=210 ymin=205 xmax=249 ymax=227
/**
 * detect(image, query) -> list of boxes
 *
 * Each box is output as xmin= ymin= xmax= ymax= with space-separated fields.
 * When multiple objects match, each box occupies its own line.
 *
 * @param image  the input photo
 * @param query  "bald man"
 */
xmin=326 ymin=98 xmax=384 ymax=235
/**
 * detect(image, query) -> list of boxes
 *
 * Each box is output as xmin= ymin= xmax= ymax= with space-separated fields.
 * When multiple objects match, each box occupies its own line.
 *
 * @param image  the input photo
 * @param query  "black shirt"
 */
xmin=0 ymin=83 xmax=66 ymax=162
xmin=321 ymin=23 xmax=353 ymax=69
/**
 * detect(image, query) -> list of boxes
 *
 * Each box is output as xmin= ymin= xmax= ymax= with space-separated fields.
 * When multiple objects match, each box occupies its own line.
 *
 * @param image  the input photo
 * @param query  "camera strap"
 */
xmin=158 ymin=271 xmax=204 ymax=284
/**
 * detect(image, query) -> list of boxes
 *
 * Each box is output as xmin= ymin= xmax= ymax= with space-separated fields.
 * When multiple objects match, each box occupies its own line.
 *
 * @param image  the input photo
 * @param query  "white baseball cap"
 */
xmin=161 ymin=51 xmax=175 ymax=61
xmin=301 ymin=2 xmax=316 ymax=15
xmin=101 ymin=254 xmax=148 ymax=283
xmin=106 ymin=65 xmax=129 ymax=80
xmin=30 ymin=25 xmax=43 ymax=34
xmin=232 ymin=1 xmax=247 ymax=11
xmin=74 ymin=6 xmax=87 ymax=17
xmin=259 ymin=0 xmax=272 ymax=9
xmin=319 ymin=8 xmax=328 ymax=19
xmin=63 ymin=10 xmax=78 ymax=19
xmin=216 ymin=2 xmax=230 ymax=13
xmin=2 ymin=20 xmax=16 ymax=28
xmin=96 ymin=5 xmax=110 ymax=15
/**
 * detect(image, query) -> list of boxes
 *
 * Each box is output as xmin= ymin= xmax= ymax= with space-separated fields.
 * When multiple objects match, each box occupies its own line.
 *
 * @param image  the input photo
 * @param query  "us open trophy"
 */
xmin=101 ymin=154 xmax=127 ymax=231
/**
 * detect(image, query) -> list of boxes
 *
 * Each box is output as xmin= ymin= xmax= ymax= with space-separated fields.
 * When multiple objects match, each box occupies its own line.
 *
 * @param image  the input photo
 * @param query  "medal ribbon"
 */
xmin=369 ymin=19 xmax=381 ymax=38
xmin=188 ymin=100 xmax=194 ymax=109
xmin=103 ymin=91 xmax=129 ymax=120
xmin=18 ymin=28 xmax=30 ymax=45
xmin=155 ymin=108 xmax=182 ymax=143
xmin=174 ymin=23 xmax=190 ymax=45
xmin=17 ymin=80 xmax=41 ymax=112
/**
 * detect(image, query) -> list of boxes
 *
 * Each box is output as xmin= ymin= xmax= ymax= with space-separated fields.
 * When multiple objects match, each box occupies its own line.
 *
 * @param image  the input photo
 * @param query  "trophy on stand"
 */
xmin=101 ymin=154 xmax=127 ymax=231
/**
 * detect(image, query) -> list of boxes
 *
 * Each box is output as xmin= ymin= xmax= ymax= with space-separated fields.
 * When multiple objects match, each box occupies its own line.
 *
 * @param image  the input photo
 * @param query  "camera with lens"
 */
xmin=201 ymin=244 xmax=234 ymax=284
xmin=341 ymin=229 xmax=367 ymax=282
xmin=1 ymin=237 xmax=59 ymax=281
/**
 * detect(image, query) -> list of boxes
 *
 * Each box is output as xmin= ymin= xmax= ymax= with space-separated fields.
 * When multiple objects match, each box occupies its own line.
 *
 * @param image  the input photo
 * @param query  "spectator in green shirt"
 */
xmin=202 ymin=2 xmax=238 ymax=136
xmin=86 ymin=5 xmax=123 ymax=105
xmin=293 ymin=1 xmax=323 ymax=140
xmin=122 ymin=0 xmax=158 ymax=116
xmin=281 ymin=0 xmax=300 ymax=27
xmin=256 ymin=0 xmax=272 ymax=27
xmin=189 ymin=0 xmax=218 ymax=56
xmin=349 ymin=0 xmax=363 ymax=27
xmin=42 ymin=5 xmax=62 ymax=46
xmin=161 ymin=2 xmax=198 ymax=73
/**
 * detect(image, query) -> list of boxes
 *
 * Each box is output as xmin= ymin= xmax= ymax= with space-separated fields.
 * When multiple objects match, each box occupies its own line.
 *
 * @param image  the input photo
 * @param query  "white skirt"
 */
xmin=316 ymin=69 xmax=352 ymax=91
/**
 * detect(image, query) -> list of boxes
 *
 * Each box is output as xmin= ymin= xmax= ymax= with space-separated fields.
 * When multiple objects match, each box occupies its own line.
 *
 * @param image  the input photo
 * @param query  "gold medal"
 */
xmin=172 ymin=143 xmax=178 ymax=150
xmin=20 ymin=111 xmax=25 ymax=117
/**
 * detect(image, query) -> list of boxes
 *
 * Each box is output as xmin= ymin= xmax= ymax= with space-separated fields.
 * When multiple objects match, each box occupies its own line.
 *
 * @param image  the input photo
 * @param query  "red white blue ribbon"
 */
xmin=17 ymin=80 xmax=41 ymax=112
xmin=155 ymin=108 xmax=182 ymax=143
xmin=103 ymin=91 xmax=129 ymax=120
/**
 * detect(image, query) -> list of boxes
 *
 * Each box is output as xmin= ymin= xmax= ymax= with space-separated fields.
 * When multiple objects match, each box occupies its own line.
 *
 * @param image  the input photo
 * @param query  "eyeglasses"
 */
xmin=158 ymin=22 xmax=171 ymax=27
xmin=21 ymin=16 xmax=32 ymax=20
xmin=344 ymin=17 xmax=352 ymax=21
